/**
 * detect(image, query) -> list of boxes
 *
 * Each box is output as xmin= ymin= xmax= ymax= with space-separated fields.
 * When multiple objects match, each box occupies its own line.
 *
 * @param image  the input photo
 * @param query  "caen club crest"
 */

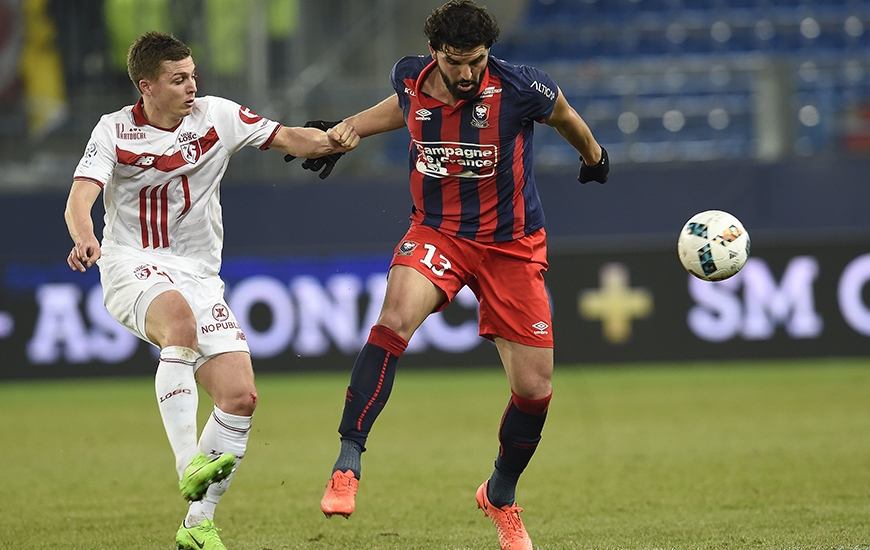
xmin=471 ymin=102 xmax=490 ymax=128
xmin=396 ymin=241 xmax=418 ymax=256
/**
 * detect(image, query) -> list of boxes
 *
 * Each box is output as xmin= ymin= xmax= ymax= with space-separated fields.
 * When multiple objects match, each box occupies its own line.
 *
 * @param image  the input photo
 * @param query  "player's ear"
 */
xmin=427 ymin=42 xmax=436 ymax=57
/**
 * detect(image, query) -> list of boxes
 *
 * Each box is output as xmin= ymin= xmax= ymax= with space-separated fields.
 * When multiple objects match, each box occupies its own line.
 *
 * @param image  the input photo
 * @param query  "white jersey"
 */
xmin=74 ymin=96 xmax=281 ymax=275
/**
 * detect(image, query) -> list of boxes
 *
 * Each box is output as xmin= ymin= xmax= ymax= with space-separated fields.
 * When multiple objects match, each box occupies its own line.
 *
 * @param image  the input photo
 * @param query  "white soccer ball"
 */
xmin=677 ymin=210 xmax=750 ymax=281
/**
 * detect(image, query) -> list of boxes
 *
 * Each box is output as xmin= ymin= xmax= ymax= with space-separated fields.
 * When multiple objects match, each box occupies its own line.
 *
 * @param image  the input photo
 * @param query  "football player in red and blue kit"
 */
xmin=297 ymin=2 xmax=608 ymax=548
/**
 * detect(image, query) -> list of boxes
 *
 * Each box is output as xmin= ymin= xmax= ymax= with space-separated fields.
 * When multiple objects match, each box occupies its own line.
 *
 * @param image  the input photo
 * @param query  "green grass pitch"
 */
xmin=2 ymin=358 xmax=869 ymax=549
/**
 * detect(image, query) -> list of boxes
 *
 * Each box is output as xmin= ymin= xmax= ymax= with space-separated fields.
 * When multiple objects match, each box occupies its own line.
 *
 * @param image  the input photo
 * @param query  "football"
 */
xmin=677 ymin=210 xmax=750 ymax=281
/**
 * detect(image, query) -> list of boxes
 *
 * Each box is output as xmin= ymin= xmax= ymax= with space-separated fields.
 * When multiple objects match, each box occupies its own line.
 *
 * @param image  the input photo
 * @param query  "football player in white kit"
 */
xmin=64 ymin=31 xmax=358 ymax=550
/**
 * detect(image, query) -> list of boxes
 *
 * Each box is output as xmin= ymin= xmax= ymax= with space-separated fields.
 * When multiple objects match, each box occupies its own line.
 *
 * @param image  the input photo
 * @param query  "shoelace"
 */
xmin=493 ymin=504 xmax=526 ymax=544
xmin=331 ymin=474 xmax=356 ymax=496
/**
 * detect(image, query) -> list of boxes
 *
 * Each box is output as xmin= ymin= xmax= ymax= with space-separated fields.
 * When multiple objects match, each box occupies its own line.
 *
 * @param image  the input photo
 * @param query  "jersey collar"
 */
xmin=131 ymin=97 xmax=149 ymax=126
xmin=131 ymin=97 xmax=184 ymax=132
xmin=415 ymin=56 xmax=491 ymax=112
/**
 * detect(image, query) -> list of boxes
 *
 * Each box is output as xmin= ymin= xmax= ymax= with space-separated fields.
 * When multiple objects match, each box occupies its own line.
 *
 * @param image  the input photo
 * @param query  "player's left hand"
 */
xmin=578 ymin=146 xmax=609 ymax=184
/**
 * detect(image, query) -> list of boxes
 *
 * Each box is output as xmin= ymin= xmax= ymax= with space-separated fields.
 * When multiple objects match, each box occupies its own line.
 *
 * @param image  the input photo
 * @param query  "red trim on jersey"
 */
xmin=139 ymin=182 xmax=172 ymax=249
xmin=73 ymin=176 xmax=105 ymax=189
xmin=138 ymin=187 xmax=149 ymax=247
xmin=438 ymin=111 xmax=463 ymax=236
xmin=367 ymin=325 xmax=408 ymax=357
xmin=132 ymin=98 xmax=149 ymax=126
xmin=511 ymin=133 xmax=527 ymax=237
xmin=115 ymin=127 xmax=220 ymax=172
xmin=259 ymin=124 xmax=282 ymax=150
xmin=406 ymin=77 xmax=425 ymax=226
xmin=476 ymin=73 xmax=504 ymax=238
xmin=131 ymin=97 xmax=183 ymax=132
xmin=159 ymin=183 xmax=170 ymax=247
xmin=413 ymin=59 xmax=492 ymax=113
xmin=149 ymin=185 xmax=161 ymax=247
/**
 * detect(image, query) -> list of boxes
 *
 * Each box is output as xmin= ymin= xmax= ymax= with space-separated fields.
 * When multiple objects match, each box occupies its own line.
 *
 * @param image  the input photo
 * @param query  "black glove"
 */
xmin=283 ymin=120 xmax=346 ymax=180
xmin=578 ymin=146 xmax=609 ymax=184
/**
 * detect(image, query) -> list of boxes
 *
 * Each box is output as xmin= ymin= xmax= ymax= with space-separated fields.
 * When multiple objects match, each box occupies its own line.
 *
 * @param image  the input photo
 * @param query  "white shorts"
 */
xmin=97 ymin=248 xmax=250 ymax=367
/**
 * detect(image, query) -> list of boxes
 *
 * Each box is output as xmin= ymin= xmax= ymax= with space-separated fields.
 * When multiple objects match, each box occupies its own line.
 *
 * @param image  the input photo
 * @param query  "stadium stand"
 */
xmin=2 ymin=0 xmax=869 ymax=185
xmin=488 ymin=0 xmax=870 ymax=165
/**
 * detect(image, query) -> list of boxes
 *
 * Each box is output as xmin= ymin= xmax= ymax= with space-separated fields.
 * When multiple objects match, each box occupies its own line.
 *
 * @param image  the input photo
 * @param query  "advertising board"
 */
xmin=2 ymin=238 xmax=868 ymax=379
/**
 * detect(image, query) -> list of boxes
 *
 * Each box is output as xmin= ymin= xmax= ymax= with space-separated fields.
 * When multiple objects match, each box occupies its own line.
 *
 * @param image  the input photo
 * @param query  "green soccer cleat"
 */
xmin=179 ymin=452 xmax=236 ymax=502
xmin=176 ymin=519 xmax=226 ymax=550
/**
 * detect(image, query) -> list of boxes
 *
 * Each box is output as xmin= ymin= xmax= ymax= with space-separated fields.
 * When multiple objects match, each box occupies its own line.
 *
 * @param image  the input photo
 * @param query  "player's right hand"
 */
xmin=68 ymin=240 xmax=101 ymax=272
xmin=327 ymin=121 xmax=359 ymax=151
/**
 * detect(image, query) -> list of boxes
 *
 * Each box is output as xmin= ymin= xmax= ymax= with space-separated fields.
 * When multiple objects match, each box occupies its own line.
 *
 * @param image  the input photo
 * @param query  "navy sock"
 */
xmin=487 ymin=467 xmax=520 ymax=508
xmin=337 ymin=325 xmax=407 ymax=451
xmin=489 ymin=391 xmax=552 ymax=507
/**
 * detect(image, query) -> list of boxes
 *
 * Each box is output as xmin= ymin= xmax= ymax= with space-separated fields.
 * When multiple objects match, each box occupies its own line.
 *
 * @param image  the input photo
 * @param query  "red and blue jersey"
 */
xmin=391 ymin=55 xmax=559 ymax=242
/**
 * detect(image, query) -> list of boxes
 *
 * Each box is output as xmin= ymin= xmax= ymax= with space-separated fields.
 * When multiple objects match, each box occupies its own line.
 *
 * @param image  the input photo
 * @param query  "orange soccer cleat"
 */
xmin=476 ymin=480 xmax=533 ymax=550
xmin=320 ymin=469 xmax=359 ymax=518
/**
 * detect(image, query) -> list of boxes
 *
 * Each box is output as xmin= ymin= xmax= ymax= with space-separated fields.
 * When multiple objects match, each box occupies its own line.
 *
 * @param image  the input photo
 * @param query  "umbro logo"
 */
xmin=532 ymin=321 xmax=549 ymax=335
xmin=415 ymin=108 xmax=432 ymax=121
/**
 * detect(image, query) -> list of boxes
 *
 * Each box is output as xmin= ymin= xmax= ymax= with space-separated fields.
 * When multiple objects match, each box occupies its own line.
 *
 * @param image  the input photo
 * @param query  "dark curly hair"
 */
xmin=423 ymin=0 xmax=500 ymax=53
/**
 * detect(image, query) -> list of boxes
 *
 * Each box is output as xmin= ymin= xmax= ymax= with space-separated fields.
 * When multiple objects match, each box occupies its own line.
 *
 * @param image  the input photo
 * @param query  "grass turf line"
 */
xmin=2 ymin=358 xmax=868 ymax=549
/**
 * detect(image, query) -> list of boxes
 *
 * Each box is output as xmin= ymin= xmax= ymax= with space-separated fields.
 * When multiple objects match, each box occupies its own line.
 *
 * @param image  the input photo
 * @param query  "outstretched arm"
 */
xmin=546 ymin=90 xmax=601 ymax=165
xmin=284 ymin=96 xmax=407 ymax=179
xmin=344 ymin=94 xmax=407 ymax=138
xmin=269 ymin=120 xmax=360 ymax=158
xmin=547 ymin=89 xmax=609 ymax=183
xmin=65 ymin=179 xmax=102 ymax=272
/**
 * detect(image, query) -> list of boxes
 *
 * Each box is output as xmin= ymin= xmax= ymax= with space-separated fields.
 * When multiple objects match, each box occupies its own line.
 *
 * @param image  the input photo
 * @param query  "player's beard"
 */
xmin=440 ymin=69 xmax=481 ymax=101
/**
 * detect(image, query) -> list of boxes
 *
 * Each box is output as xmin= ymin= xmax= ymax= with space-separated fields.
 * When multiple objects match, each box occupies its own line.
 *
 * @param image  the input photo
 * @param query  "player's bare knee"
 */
xmin=512 ymin=369 xmax=552 ymax=400
xmin=165 ymin=323 xmax=198 ymax=349
xmin=248 ymin=390 xmax=258 ymax=412
xmin=220 ymin=387 xmax=257 ymax=416
xmin=148 ymin=312 xmax=198 ymax=349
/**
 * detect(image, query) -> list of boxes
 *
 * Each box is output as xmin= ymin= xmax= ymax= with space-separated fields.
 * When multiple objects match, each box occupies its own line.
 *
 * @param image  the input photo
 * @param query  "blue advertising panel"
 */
xmin=2 ymin=237 xmax=869 ymax=380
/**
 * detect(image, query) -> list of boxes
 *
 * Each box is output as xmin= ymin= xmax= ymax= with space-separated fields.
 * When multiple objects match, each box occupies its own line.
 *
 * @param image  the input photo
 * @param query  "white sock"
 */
xmin=155 ymin=346 xmax=201 ymax=479
xmin=186 ymin=406 xmax=252 ymax=524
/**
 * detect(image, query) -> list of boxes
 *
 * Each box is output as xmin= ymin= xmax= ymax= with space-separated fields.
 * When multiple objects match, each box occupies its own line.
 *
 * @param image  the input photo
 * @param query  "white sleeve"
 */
xmin=73 ymin=116 xmax=116 ymax=186
xmin=205 ymin=96 xmax=282 ymax=155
